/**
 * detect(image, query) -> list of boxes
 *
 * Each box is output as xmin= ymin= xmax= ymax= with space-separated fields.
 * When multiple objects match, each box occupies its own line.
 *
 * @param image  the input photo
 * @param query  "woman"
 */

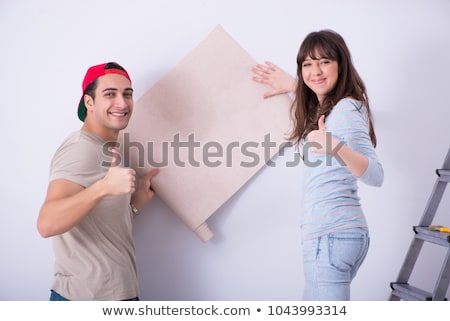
xmin=252 ymin=29 xmax=384 ymax=300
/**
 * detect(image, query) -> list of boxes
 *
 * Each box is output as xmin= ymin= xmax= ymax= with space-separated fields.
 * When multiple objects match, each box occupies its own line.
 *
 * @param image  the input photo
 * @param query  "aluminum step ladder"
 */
xmin=390 ymin=148 xmax=450 ymax=301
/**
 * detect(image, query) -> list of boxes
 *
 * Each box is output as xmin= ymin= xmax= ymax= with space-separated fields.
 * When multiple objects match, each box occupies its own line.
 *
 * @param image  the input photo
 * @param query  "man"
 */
xmin=37 ymin=62 xmax=159 ymax=300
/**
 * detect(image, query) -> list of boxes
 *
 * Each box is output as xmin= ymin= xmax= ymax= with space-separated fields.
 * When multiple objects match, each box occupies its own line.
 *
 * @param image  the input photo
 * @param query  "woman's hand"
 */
xmin=307 ymin=115 xmax=369 ymax=177
xmin=306 ymin=115 xmax=332 ymax=154
xmin=251 ymin=61 xmax=297 ymax=98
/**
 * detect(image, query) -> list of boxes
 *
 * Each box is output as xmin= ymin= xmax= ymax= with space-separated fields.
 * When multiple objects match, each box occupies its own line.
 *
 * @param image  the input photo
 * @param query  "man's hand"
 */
xmin=131 ymin=168 xmax=160 ymax=213
xmin=101 ymin=149 xmax=136 ymax=195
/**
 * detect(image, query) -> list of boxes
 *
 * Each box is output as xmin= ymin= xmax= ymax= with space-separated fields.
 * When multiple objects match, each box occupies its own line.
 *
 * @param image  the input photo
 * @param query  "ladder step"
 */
xmin=413 ymin=226 xmax=450 ymax=247
xmin=436 ymin=169 xmax=450 ymax=182
xmin=390 ymin=282 xmax=433 ymax=300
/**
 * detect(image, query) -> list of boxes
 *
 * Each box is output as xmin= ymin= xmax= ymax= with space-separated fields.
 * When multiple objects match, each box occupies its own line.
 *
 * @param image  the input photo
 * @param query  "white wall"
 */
xmin=1 ymin=0 xmax=450 ymax=300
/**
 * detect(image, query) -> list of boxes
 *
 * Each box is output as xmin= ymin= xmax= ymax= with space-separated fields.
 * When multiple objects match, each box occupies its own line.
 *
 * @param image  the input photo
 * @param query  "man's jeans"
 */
xmin=49 ymin=290 xmax=139 ymax=301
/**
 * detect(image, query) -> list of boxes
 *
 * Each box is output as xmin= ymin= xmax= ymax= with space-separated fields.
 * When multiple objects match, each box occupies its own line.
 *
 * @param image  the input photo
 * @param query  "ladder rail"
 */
xmin=416 ymin=148 xmax=450 ymax=227
xmin=394 ymin=238 xmax=424 ymax=284
xmin=417 ymin=180 xmax=448 ymax=226
xmin=432 ymin=249 xmax=450 ymax=300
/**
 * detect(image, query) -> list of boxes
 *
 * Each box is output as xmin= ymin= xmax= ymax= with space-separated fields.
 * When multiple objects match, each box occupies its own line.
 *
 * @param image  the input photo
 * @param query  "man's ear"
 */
xmin=84 ymin=94 xmax=94 ymax=112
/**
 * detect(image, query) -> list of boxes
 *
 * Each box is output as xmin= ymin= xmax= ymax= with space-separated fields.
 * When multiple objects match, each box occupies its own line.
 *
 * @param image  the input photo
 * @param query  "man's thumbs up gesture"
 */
xmin=102 ymin=148 xmax=137 ymax=195
xmin=103 ymin=148 xmax=160 ymax=215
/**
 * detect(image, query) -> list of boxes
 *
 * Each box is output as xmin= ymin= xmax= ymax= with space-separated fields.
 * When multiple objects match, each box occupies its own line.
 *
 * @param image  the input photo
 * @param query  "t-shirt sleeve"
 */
xmin=328 ymin=99 xmax=384 ymax=187
xmin=49 ymin=140 xmax=105 ymax=188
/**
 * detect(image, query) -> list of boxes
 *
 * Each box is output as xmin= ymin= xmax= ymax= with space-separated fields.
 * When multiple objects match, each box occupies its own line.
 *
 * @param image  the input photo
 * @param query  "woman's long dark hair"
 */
xmin=289 ymin=30 xmax=377 ymax=147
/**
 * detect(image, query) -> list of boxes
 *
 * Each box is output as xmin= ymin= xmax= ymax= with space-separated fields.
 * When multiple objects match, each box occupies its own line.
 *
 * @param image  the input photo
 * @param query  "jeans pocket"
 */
xmin=328 ymin=230 xmax=368 ymax=272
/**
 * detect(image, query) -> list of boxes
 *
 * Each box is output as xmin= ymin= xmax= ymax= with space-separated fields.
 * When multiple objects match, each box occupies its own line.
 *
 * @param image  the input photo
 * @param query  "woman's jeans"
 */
xmin=302 ymin=227 xmax=369 ymax=301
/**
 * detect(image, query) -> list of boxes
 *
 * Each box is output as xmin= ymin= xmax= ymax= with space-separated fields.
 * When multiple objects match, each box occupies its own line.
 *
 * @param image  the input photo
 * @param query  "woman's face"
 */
xmin=301 ymin=53 xmax=339 ymax=104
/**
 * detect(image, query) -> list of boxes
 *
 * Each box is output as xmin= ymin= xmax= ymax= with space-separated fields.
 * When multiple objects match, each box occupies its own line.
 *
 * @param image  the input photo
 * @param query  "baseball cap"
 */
xmin=77 ymin=62 xmax=132 ymax=121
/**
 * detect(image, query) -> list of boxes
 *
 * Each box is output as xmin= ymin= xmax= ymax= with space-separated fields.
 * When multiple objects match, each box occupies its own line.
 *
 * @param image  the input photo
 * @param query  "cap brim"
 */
xmin=78 ymin=96 xmax=86 ymax=122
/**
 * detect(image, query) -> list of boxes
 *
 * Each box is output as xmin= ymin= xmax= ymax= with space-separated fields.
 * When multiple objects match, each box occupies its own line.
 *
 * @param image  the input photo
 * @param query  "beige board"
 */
xmin=119 ymin=25 xmax=292 ymax=242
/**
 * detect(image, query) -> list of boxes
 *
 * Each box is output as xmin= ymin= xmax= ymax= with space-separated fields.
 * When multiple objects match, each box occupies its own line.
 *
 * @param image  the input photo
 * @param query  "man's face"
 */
xmin=85 ymin=73 xmax=134 ymax=132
